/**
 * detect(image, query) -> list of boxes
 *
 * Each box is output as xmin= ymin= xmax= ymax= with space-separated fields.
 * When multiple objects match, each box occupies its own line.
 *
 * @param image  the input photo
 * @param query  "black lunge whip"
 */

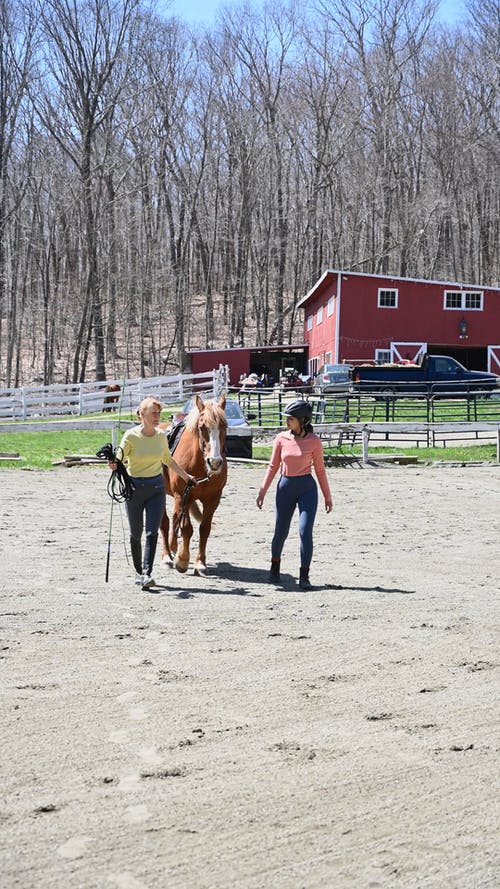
xmin=96 ymin=443 xmax=136 ymax=582
xmin=105 ymin=500 xmax=114 ymax=583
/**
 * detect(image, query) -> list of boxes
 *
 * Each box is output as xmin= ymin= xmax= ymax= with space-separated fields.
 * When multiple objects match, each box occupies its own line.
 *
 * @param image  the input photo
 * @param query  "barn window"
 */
xmin=317 ymin=306 xmax=323 ymax=324
xmin=375 ymin=349 xmax=391 ymax=364
xmin=444 ymin=290 xmax=483 ymax=310
xmin=327 ymin=296 xmax=334 ymax=317
xmin=307 ymin=315 xmax=313 ymax=330
xmin=378 ymin=288 xmax=398 ymax=308
xmin=465 ymin=292 xmax=482 ymax=309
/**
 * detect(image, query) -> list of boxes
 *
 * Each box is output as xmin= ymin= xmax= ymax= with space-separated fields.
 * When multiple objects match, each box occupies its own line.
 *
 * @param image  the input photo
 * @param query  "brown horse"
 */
xmin=103 ymin=384 xmax=121 ymax=412
xmin=160 ymin=394 xmax=228 ymax=575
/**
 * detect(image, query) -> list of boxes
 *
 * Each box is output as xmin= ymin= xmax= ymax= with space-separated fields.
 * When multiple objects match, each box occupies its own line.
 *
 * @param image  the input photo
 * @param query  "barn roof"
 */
xmin=297 ymin=269 xmax=500 ymax=309
xmin=186 ymin=344 xmax=308 ymax=355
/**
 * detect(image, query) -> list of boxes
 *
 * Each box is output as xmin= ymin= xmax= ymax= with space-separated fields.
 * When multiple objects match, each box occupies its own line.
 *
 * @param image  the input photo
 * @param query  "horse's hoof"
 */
xmin=162 ymin=555 xmax=174 ymax=568
xmin=194 ymin=564 xmax=207 ymax=577
xmin=174 ymin=560 xmax=189 ymax=574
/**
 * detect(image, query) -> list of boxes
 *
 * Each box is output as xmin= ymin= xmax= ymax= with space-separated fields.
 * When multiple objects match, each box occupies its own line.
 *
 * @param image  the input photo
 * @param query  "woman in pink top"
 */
xmin=256 ymin=400 xmax=332 ymax=589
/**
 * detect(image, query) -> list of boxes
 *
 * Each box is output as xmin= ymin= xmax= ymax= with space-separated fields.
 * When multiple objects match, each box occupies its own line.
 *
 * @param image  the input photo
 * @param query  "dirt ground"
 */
xmin=1 ymin=462 xmax=499 ymax=889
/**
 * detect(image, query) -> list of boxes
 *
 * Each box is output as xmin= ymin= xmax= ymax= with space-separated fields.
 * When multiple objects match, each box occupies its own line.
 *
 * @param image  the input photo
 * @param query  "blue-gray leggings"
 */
xmin=125 ymin=475 xmax=166 ymax=575
xmin=272 ymin=474 xmax=318 ymax=568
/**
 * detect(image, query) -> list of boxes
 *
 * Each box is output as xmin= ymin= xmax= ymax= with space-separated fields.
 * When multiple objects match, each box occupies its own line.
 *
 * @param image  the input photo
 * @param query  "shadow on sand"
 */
xmin=147 ymin=564 xmax=415 ymax=598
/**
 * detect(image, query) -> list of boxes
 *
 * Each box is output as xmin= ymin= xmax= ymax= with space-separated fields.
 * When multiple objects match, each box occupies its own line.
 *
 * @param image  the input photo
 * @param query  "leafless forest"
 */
xmin=0 ymin=0 xmax=498 ymax=386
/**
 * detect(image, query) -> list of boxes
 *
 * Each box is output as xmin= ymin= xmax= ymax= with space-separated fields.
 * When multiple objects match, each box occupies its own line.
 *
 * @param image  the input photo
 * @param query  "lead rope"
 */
xmin=173 ymin=476 xmax=210 ymax=539
xmin=96 ymin=443 xmax=136 ymax=503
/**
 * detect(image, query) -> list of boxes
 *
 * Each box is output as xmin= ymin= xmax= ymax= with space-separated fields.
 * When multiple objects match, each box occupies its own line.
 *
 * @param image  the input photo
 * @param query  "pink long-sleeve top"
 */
xmin=259 ymin=431 xmax=331 ymax=501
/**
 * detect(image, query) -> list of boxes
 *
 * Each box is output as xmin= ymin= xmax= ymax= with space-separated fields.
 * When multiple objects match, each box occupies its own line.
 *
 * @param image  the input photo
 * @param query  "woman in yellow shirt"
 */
xmin=109 ymin=397 xmax=195 ymax=590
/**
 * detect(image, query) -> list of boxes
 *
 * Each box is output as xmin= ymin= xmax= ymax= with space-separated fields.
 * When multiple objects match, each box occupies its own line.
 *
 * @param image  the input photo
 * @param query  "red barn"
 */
xmin=298 ymin=270 xmax=500 ymax=374
xmin=185 ymin=344 xmax=309 ymax=387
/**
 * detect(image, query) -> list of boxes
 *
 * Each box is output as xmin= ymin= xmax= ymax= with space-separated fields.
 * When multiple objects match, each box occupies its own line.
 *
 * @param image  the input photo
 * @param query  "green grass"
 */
xmin=0 ymin=423 xmax=498 ymax=469
xmin=343 ymin=444 xmax=498 ymax=462
xmin=253 ymin=443 xmax=498 ymax=463
xmin=0 ymin=429 xmax=130 ymax=470
xmin=0 ymin=409 xmax=173 ymax=470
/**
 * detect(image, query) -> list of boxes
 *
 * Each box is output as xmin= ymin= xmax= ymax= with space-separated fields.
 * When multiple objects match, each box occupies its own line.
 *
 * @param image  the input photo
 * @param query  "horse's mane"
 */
xmin=185 ymin=398 xmax=227 ymax=432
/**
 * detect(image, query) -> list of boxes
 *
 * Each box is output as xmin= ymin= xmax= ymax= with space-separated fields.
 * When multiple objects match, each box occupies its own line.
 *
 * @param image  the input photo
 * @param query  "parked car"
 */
xmin=313 ymin=364 xmax=353 ymax=394
xmin=170 ymin=397 xmax=253 ymax=459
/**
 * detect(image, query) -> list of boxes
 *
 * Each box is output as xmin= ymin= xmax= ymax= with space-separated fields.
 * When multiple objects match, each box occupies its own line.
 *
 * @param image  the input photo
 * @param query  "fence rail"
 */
xmin=236 ymin=388 xmax=500 ymax=458
xmin=0 ymin=366 xmax=228 ymax=421
xmin=1 ymin=376 xmax=500 ymax=463
xmin=237 ymin=387 xmax=500 ymax=429
xmin=313 ymin=422 xmax=500 ymax=463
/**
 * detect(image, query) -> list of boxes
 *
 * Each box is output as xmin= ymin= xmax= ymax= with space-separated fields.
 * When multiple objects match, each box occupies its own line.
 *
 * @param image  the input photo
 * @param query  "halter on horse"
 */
xmin=160 ymin=394 xmax=228 ymax=575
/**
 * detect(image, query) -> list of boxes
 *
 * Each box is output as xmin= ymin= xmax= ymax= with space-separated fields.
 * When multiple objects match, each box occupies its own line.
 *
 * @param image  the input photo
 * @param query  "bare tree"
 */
xmin=1 ymin=0 xmax=498 ymax=386
xmin=33 ymin=0 xmax=141 ymax=381
xmin=0 ymin=0 xmax=35 ymax=386
xmin=212 ymin=1 xmax=298 ymax=344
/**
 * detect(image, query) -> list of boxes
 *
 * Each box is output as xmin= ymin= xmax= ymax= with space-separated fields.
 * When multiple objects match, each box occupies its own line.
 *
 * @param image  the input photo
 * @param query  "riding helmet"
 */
xmin=283 ymin=400 xmax=313 ymax=421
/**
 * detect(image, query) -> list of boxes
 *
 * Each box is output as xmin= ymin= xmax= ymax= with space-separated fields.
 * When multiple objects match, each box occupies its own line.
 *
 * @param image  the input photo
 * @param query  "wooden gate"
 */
xmin=390 ymin=342 xmax=427 ymax=362
xmin=487 ymin=346 xmax=500 ymax=374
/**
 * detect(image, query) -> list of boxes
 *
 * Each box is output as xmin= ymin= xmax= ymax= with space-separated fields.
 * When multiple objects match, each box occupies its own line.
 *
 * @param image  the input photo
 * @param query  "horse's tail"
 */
xmin=189 ymin=501 xmax=203 ymax=524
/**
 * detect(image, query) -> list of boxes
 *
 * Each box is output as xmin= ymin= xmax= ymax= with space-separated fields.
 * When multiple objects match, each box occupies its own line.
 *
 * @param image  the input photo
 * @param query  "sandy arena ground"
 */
xmin=1 ymin=462 xmax=499 ymax=889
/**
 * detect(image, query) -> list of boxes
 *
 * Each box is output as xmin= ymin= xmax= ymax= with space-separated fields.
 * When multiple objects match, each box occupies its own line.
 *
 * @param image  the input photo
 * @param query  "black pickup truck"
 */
xmin=351 ymin=355 xmax=500 ymax=395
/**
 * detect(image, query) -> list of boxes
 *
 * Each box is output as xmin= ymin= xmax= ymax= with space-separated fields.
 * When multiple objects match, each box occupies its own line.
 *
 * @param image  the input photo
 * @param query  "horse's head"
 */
xmin=194 ymin=394 xmax=227 ymax=474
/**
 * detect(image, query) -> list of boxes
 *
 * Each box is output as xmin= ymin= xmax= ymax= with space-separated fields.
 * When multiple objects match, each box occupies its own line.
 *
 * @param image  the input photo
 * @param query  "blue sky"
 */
xmin=165 ymin=0 xmax=466 ymax=26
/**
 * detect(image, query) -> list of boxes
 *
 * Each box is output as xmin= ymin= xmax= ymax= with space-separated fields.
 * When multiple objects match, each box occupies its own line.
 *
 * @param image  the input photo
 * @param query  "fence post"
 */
xmin=79 ymin=384 xmax=84 ymax=416
xmin=256 ymin=391 xmax=262 ymax=425
xmin=362 ymin=428 xmax=369 ymax=464
xmin=213 ymin=366 xmax=222 ymax=397
xmin=22 ymin=388 xmax=27 ymax=420
xmin=213 ymin=363 xmax=229 ymax=397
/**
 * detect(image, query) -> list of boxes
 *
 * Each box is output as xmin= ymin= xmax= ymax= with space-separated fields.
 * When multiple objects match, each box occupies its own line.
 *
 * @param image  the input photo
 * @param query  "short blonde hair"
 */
xmin=137 ymin=396 xmax=162 ymax=418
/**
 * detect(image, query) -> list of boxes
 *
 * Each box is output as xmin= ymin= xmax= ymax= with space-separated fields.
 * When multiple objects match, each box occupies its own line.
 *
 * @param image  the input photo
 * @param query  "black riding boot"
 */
xmin=299 ymin=566 xmax=312 ymax=590
xmin=268 ymin=558 xmax=281 ymax=583
xmin=130 ymin=537 xmax=142 ymax=576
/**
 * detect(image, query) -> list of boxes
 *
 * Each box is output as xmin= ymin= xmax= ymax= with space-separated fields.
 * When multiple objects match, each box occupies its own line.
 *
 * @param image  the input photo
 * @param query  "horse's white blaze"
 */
xmin=207 ymin=427 xmax=223 ymax=467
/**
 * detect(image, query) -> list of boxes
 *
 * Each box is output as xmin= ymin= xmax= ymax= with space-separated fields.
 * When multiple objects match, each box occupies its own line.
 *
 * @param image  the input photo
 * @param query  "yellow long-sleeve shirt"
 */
xmin=116 ymin=426 xmax=173 ymax=478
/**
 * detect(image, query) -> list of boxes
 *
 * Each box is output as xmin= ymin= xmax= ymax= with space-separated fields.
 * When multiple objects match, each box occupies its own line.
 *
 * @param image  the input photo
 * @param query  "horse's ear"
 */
xmin=195 ymin=394 xmax=204 ymax=412
xmin=218 ymin=394 xmax=226 ymax=410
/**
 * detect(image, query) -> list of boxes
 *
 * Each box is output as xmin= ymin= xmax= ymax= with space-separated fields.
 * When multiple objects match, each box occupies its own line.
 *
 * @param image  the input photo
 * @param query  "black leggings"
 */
xmin=272 ymin=474 xmax=318 ymax=568
xmin=125 ymin=475 xmax=165 ymax=575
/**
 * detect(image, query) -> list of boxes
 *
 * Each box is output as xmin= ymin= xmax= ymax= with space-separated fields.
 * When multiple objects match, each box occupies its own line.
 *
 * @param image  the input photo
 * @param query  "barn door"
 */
xmin=390 ymin=342 xmax=427 ymax=362
xmin=487 ymin=346 xmax=500 ymax=374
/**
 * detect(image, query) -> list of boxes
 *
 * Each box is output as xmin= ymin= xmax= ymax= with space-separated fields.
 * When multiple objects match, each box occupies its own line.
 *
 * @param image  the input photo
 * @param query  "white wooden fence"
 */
xmin=316 ymin=421 xmax=500 ymax=463
xmin=0 ymin=365 xmax=229 ymax=421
